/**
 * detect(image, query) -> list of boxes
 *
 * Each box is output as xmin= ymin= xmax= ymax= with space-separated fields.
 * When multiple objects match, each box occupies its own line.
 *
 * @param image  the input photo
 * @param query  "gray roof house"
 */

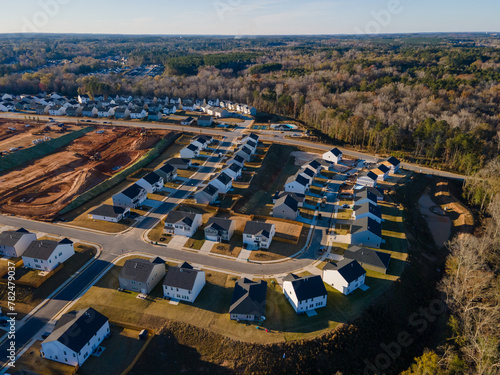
xmin=22 ymin=238 xmax=75 ymax=272
xmin=229 ymin=278 xmax=268 ymax=322
xmin=162 ymin=262 xmax=206 ymax=303
xmin=119 ymin=257 xmax=166 ymax=295
xmin=243 ymin=221 xmax=276 ymax=250
xmin=350 ymin=217 xmax=383 ymax=248
xmin=227 ymin=154 xmax=245 ymax=168
xmin=136 ymin=171 xmax=164 ymax=193
xmin=272 ymin=191 xmax=305 ymax=207
xmin=204 ymin=217 xmax=235 ymax=242
xmin=273 ymin=194 xmax=299 ymax=221
xmin=323 ymin=259 xmax=366 ymax=295
xmin=194 ymin=184 xmax=219 ymax=205
xmin=352 ymin=201 xmax=382 ymax=223
xmin=155 ymin=163 xmax=177 ymax=182
xmin=0 ymin=228 xmax=37 ymax=258
xmin=88 ymin=205 xmax=130 ymax=223
xmin=344 ymin=245 xmax=391 ymax=274
xmin=167 ymin=158 xmax=192 ymax=170
xmin=209 ymin=172 xmax=233 ymax=194
xmin=164 ymin=211 xmax=202 ymax=237
xmin=112 ymin=183 xmax=147 ymax=209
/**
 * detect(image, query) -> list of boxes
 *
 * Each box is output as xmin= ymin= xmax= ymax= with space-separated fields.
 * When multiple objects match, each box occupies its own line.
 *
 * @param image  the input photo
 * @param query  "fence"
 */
xmin=59 ymin=134 xmax=180 ymax=216
xmin=0 ymin=127 xmax=94 ymax=173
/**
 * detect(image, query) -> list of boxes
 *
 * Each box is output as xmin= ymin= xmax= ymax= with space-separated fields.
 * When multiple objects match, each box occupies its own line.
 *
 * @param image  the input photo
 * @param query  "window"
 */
xmin=64 ymin=351 xmax=66 ymax=355
xmin=35 ymin=259 xmax=38 ymax=263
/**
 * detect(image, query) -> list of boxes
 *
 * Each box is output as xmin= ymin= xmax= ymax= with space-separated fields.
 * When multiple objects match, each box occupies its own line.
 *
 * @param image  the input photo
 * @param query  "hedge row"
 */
xmin=0 ymin=126 xmax=94 ymax=173
xmin=58 ymin=134 xmax=180 ymax=216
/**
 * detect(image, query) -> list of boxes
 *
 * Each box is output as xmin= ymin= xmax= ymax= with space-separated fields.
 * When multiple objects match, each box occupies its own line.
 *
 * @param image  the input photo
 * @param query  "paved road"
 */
xmin=0 ymin=112 xmax=466 ymax=180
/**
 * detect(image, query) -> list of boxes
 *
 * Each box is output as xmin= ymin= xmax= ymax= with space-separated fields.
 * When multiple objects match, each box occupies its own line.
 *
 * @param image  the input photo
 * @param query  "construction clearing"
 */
xmin=0 ymin=125 xmax=173 ymax=220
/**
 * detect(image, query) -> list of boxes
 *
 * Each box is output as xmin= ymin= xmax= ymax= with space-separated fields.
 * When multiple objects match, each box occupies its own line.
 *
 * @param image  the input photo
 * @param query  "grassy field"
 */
xmin=0 ymin=243 xmax=96 ymax=318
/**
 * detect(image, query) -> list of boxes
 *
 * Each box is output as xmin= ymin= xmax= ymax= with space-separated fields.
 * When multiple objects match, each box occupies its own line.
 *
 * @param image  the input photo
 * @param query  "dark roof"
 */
xmin=244 ymin=221 xmax=274 ymax=238
xmin=329 ymin=147 xmax=342 ymax=157
xmin=354 ymin=189 xmax=377 ymax=204
xmin=360 ymin=171 xmax=378 ymax=181
xmin=43 ymin=308 xmax=108 ymax=353
xmin=229 ymin=163 xmax=242 ymax=173
xmin=201 ymin=184 xmax=219 ymax=197
xmin=302 ymin=168 xmax=315 ymax=178
xmin=308 ymin=160 xmax=321 ymax=169
xmin=142 ymin=171 xmax=162 ymax=185
xmin=159 ymin=163 xmax=176 ymax=174
xmin=162 ymin=262 xmax=203 ymax=290
xmin=24 ymin=240 xmax=60 ymax=260
xmin=216 ymin=172 xmax=232 ymax=185
xmin=198 ymin=115 xmax=213 ymax=122
xmin=273 ymin=191 xmax=305 ymax=203
xmin=323 ymin=259 xmax=366 ymax=283
xmin=351 ymin=217 xmax=382 ymax=237
xmin=377 ymin=164 xmax=390 ymax=173
xmin=366 ymin=187 xmax=384 ymax=199
xmin=295 ymin=174 xmax=309 ymax=187
xmin=246 ymin=140 xmax=257 ymax=148
xmin=120 ymin=258 xmax=164 ymax=283
xmin=58 ymin=238 xmax=73 ymax=245
xmin=247 ymin=133 xmax=259 ymax=141
xmin=353 ymin=202 xmax=381 ymax=218
xmin=385 ymin=156 xmax=400 ymax=166
xmin=275 ymin=195 xmax=298 ymax=211
xmin=238 ymin=146 xmax=252 ymax=155
xmin=121 ymin=184 xmax=145 ymax=199
xmin=234 ymin=155 xmax=245 ymax=163
xmin=205 ymin=217 xmax=234 ymax=232
xmin=164 ymin=211 xmax=199 ymax=227
xmin=192 ymin=136 xmax=207 ymax=144
xmin=284 ymin=274 xmax=327 ymax=301
xmin=16 ymin=228 xmax=29 ymax=233
xmin=186 ymin=143 xmax=199 ymax=152
xmin=168 ymin=158 xmax=191 ymax=167
xmin=0 ymin=229 xmax=34 ymax=247
xmin=229 ymin=278 xmax=267 ymax=317
xmin=344 ymin=246 xmax=391 ymax=270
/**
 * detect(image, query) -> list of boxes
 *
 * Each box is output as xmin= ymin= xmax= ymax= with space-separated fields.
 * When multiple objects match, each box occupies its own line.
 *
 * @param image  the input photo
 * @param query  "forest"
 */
xmin=0 ymin=33 xmax=499 ymax=174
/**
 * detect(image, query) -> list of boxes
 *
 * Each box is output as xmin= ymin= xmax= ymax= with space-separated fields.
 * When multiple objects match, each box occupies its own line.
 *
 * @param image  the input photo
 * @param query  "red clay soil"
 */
xmin=0 ymin=127 xmax=171 ymax=220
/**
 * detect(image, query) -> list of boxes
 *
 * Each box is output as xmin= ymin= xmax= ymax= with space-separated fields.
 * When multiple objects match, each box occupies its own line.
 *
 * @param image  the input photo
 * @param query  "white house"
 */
xmin=0 ymin=228 xmax=37 ymax=258
xmin=382 ymin=156 xmax=401 ymax=173
xmin=235 ymin=146 xmax=253 ymax=162
xmin=352 ymin=201 xmax=382 ymax=223
xmin=302 ymin=159 xmax=322 ymax=175
xmin=22 ymin=238 xmax=75 ymax=272
xmin=229 ymin=278 xmax=267 ymax=322
xmin=223 ymin=163 xmax=243 ymax=180
xmin=298 ymin=167 xmax=315 ymax=184
xmin=354 ymin=189 xmax=378 ymax=206
xmin=97 ymin=107 xmax=114 ymax=118
xmin=155 ymin=163 xmax=177 ymax=182
xmin=88 ymin=205 xmax=130 ymax=223
xmin=282 ymin=274 xmax=327 ymax=314
xmin=204 ymin=217 xmax=235 ymax=242
xmin=191 ymin=136 xmax=209 ymax=150
xmin=119 ymin=257 xmax=166 ymax=295
xmin=213 ymin=107 xmax=229 ymax=118
xmin=273 ymin=194 xmax=299 ymax=221
xmin=323 ymin=147 xmax=342 ymax=163
xmin=164 ymin=211 xmax=202 ymax=237
xmin=163 ymin=104 xmax=177 ymax=115
xmin=41 ymin=308 xmax=110 ymax=367
xmin=194 ymin=184 xmax=219 ymax=205
xmin=226 ymin=154 xmax=245 ymax=168
xmin=285 ymin=174 xmax=310 ymax=195
xmin=350 ymin=217 xmax=383 ymax=249
xmin=181 ymin=116 xmax=195 ymax=126
xmin=209 ymin=172 xmax=233 ymax=194
xmin=243 ymin=221 xmax=276 ymax=250
xmin=114 ymin=107 xmax=130 ymax=119
xmin=322 ymin=259 xmax=366 ymax=295
xmin=180 ymin=144 xmax=200 ymax=159
xmin=242 ymin=133 xmax=259 ymax=144
xmin=130 ymin=108 xmax=147 ymax=119
xmin=112 ymin=184 xmax=147 ymax=209
xmin=48 ymin=105 xmax=66 ymax=116
xmin=162 ymin=262 xmax=206 ymax=303
xmin=372 ymin=164 xmax=390 ymax=181
xmin=357 ymin=171 xmax=378 ymax=187
xmin=136 ymin=171 xmax=164 ymax=193
xmin=273 ymin=191 xmax=305 ymax=207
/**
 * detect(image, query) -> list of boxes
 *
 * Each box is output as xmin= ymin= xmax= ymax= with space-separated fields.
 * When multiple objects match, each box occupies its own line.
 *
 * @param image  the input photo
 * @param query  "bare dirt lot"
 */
xmin=0 ymin=127 xmax=171 ymax=220
xmin=0 ymin=119 xmax=80 ymax=153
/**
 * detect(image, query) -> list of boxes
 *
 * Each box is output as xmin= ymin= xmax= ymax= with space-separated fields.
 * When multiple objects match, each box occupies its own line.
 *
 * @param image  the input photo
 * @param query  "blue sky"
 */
xmin=1 ymin=0 xmax=499 ymax=35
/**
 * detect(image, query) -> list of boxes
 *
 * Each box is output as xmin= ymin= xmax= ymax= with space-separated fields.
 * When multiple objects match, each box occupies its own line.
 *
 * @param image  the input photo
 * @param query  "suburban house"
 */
xmin=323 ymin=147 xmax=343 ymax=164
xmin=350 ymin=217 xmax=383 ymax=248
xmin=226 ymin=154 xmax=245 ymax=168
xmin=112 ymin=184 xmax=147 ymax=209
xmin=303 ymin=159 xmax=322 ymax=175
xmin=65 ymin=107 xmax=82 ymax=117
xmin=194 ymin=184 xmax=219 ymax=205
xmin=273 ymin=194 xmax=299 ymax=220
xmin=352 ymin=201 xmax=382 ymax=223
xmin=41 ymin=308 xmax=110 ymax=367
xmin=213 ymin=107 xmax=229 ymax=118
xmin=344 ymin=245 xmax=391 ymax=274
xmin=235 ymin=146 xmax=253 ymax=162
xmin=273 ymin=191 xmax=305 ymax=207
xmin=180 ymin=143 xmax=200 ymax=159
xmin=198 ymin=115 xmax=214 ymax=127
xmin=242 ymin=133 xmax=259 ymax=144
xmin=130 ymin=108 xmax=147 ymax=119
xmin=357 ymin=171 xmax=378 ymax=187
xmin=243 ymin=221 xmax=276 ymax=250
xmin=167 ymin=158 xmax=192 ymax=170
xmin=22 ymin=238 xmax=75 ymax=272
xmin=164 ymin=211 xmax=202 ymax=237
xmin=372 ymin=164 xmax=390 ymax=181
xmin=88 ymin=205 xmax=130 ymax=223
xmin=222 ymin=163 xmax=243 ymax=180
xmin=285 ymin=174 xmax=310 ymax=195
xmin=155 ymin=163 xmax=177 ymax=182
xmin=163 ymin=104 xmax=177 ymax=115
xmin=148 ymin=111 xmax=162 ymax=121
xmin=48 ymin=105 xmax=66 ymax=116
xmin=97 ymin=107 xmax=114 ymax=118
xmin=191 ymin=136 xmax=208 ymax=150
xmin=382 ymin=156 xmax=401 ymax=173
xmin=365 ymin=186 xmax=384 ymax=201
xmin=354 ymin=188 xmax=379 ymax=206
xmin=229 ymin=278 xmax=268 ymax=322
xmin=322 ymin=259 xmax=366 ymax=295
xmin=204 ymin=217 xmax=235 ymax=242
xmin=299 ymin=167 xmax=315 ymax=184
xmin=0 ymin=228 xmax=37 ymax=258
xmin=136 ymin=171 xmax=164 ymax=193
xmin=162 ymin=262 xmax=206 ymax=303
xmin=81 ymin=106 xmax=97 ymax=117
xmin=209 ymin=172 xmax=233 ymax=194
xmin=244 ymin=140 xmax=258 ymax=154
xmin=119 ymin=257 xmax=166 ymax=295
xmin=181 ymin=117 xmax=195 ymax=126
xmin=114 ymin=107 xmax=130 ymax=119
xmin=282 ymin=274 xmax=328 ymax=314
